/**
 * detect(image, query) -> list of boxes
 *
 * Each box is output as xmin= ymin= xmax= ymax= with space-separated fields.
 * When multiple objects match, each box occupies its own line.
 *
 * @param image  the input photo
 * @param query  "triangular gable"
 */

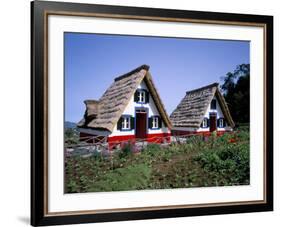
xmin=214 ymin=89 xmax=235 ymax=128
xmin=78 ymin=65 xmax=171 ymax=132
xmin=142 ymin=71 xmax=172 ymax=129
xmin=197 ymin=88 xmax=235 ymax=128
xmin=170 ymin=83 xmax=235 ymax=129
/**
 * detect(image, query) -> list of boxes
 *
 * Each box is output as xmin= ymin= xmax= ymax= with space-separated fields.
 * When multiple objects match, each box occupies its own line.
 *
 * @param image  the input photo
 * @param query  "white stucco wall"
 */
xmin=197 ymin=96 xmax=231 ymax=132
xmin=109 ymin=80 xmax=170 ymax=137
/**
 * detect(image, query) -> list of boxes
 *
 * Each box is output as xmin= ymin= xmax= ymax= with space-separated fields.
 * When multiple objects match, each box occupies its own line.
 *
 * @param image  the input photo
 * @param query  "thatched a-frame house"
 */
xmin=77 ymin=65 xmax=171 ymax=148
xmin=170 ymin=83 xmax=234 ymax=135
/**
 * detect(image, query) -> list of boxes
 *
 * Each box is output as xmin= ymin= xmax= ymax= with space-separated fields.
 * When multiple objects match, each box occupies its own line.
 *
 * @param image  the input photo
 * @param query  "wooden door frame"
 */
xmin=135 ymin=107 xmax=148 ymax=138
xmin=209 ymin=112 xmax=217 ymax=132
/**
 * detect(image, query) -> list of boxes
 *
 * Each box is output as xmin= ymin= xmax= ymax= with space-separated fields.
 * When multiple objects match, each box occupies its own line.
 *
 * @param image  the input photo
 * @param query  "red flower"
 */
xmin=229 ymin=138 xmax=236 ymax=143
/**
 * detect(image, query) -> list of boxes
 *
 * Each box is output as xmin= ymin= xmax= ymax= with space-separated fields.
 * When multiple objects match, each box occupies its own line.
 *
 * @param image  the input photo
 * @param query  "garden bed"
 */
xmin=65 ymin=130 xmax=249 ymax=193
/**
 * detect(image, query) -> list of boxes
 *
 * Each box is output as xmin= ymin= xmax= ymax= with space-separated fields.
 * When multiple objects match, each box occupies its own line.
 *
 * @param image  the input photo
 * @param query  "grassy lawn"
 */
xmin=65 ymin=130 xmax=249 ymax=193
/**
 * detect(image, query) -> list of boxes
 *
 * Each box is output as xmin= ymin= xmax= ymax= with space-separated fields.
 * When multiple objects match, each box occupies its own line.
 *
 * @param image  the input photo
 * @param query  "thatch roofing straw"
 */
xmin=77 ymin=65 xmax=172 ymax=132
xmin=84 ymin=100 xmax=99 ymax=118
xmin=170 ymin=83 xmax=235 ymax=129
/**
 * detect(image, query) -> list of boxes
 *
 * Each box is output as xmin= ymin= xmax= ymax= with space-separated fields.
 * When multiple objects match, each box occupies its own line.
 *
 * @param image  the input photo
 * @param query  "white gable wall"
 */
xmin=110 ymin=80 xmax=170 ymax=137
xmin=197 ymin=95 xmax=231 ymax=132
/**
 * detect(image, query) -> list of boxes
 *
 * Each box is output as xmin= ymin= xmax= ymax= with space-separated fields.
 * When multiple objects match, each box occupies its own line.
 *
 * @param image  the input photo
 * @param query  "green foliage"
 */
xmin=142 ymin=143 xmax=171 ymax=161
xmin=236 ymin=123 xmax=250 ymax=132
xmin=88 ymin=164 xmax=151 ymax=192
xmin=65 ymin=130 xmax=250 ymax=193
xmin=118 ymin=142 xmax=134 ymax=159
xmin=194 ymin=136 xmax=249 ymax=185
xmin=143 ymin=143 xmax=162 ymax=156
xmin=65 ymin=155 xmax=108 ymax=193
xmin=65 ymin=128 xmax=79 ymax=145
xmin=221 ymin=63 xmax=250 ymax=123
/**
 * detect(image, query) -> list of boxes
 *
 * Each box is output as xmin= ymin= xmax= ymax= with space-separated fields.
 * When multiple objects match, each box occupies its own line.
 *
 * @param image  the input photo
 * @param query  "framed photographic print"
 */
xmin=31 ymin=0 xmax=273 ymax=226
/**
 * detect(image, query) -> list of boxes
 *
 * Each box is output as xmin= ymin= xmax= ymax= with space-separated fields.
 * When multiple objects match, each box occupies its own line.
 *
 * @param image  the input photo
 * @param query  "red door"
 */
xmin=136 ymin=112 xmax=147 ymax=139
xmin=210 ymin=115 xmax=217 ymax=132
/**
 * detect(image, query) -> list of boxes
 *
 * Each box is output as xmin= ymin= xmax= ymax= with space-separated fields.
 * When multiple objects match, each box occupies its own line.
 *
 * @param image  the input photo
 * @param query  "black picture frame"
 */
xmin=31 ymin=0 xmax=273 ymax=226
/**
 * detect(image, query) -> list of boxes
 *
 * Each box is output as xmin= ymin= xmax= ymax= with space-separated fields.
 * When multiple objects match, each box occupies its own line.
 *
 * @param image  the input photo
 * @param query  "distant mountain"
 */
xmin=65 ymin=121 xmax=77 ymax=129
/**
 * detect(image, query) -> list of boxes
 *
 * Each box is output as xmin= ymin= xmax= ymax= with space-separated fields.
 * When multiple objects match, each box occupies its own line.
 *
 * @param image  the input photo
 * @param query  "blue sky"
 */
xmin=65 ymin=32 xmax=249 ymax=123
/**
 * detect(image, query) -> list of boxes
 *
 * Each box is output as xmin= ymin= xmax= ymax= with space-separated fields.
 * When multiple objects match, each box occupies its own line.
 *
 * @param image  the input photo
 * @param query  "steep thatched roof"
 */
xmin=170 ymin=83 xmax=235 ymax=129
xmin=84 ymin=100 xmax=99 ymax=117
xmin=77 ymin=65 xmax=172 ymax=132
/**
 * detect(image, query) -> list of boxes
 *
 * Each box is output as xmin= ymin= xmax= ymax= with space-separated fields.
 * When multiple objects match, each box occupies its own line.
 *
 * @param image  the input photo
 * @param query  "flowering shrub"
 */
xmin=229 ymin=138 xmax=237 ymax=143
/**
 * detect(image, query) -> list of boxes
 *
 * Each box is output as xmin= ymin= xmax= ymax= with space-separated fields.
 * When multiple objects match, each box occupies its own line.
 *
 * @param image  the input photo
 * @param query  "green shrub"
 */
xmin=65 ymin=128 xmax=79 ymax=145
xmin=236 ymin=130 xmax=250 ymax=141
xmin=186 ymin=135 xmax=204 ymax=147
xmin=65 ymin=130 xmax=250 ymax=192
xmin=194 ymin=141 xmax=249 ymax=185
xmin=118 ymin=142 xmax=134 ymax=159
xmin=88 ymin=164 xmax=152 ymax=192
xmin=142 ymin=143 xmax=161 ymax=156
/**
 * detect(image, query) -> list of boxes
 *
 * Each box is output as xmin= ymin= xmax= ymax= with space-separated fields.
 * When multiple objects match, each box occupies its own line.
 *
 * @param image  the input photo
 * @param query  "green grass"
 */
xmin=88 ymin=164 xmax=151 ymax=192
xmin=65 ymin=129 xmax=249 ymax=193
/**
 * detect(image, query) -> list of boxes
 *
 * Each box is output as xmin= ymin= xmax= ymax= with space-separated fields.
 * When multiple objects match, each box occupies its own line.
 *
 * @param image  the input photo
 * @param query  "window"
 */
xmin=218 ymin=118 xmax=224 ymax=128
xmin=138 ymin=90 xmax=146 ymax=103
xmin=121 ymin=116 xmax=130 ymax=130
xmin=134 ymin=89 xmax=149 ymax=103
xmin=202 ymin=118 xmax=208 ymax=128
xmin=152 ymin=116 xmax=159 ymax=129
xmin=211 ymin=99 xmax=216 ymax=110
xmin=149 ymin=116 xmax=162 ymax=129
xmin=117 ymin=115 xmax=134 ymax=131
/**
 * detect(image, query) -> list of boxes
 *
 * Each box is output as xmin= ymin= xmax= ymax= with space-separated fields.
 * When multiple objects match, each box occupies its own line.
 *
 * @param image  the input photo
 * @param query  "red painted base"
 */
xmin=171 ymin=130 xmax=229 ymax=137
xmin=79 ymin=132 xmax=171 ymax=150
xmin=107 ymin=133 xmax=171 ymax=150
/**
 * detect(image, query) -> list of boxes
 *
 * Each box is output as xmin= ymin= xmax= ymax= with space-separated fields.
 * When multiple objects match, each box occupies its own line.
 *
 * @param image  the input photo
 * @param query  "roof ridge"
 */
xmin=84 ymin=99 xmax=99 ymax=104
xmin=186 ymin=82 xmax=219 ymax=94
xmin=114 ymin=64 xmax=150 ymax=82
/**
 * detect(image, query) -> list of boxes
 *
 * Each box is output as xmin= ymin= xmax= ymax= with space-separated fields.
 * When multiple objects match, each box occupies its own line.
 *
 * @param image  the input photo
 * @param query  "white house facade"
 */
xmin=110 ymin=80 xmax=170 ymax=138
xmin=170 ymin=83 xmax=235 ymax=136
xmin=77 ymin=65 xmax=172 ymax=148
xmin=197 ymin=96 xmax=233 ymax=133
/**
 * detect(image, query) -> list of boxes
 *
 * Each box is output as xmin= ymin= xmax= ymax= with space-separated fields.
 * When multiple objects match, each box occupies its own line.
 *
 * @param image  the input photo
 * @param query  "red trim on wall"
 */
xmin=107 ymin=133 xmax=171 ymax=149
xmin=107 ymin=135 xmax=135 ymax=150
xmin=80 ymin=132 xmax=172 ymax=150
xmin=147 ymin=133 xmax=171 ymax=143
xmin=107 ymin=135 xmax=135 ymax=143
xmin=171 ymin=130 xmax=230 ymax=137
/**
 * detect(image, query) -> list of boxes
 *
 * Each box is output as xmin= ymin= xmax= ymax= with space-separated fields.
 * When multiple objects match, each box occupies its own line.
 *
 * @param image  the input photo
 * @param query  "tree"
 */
xmin=220 ymin=64 xmax=250 ymax=124
xmin=65 ymin=128 xmax=79 ymax=145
